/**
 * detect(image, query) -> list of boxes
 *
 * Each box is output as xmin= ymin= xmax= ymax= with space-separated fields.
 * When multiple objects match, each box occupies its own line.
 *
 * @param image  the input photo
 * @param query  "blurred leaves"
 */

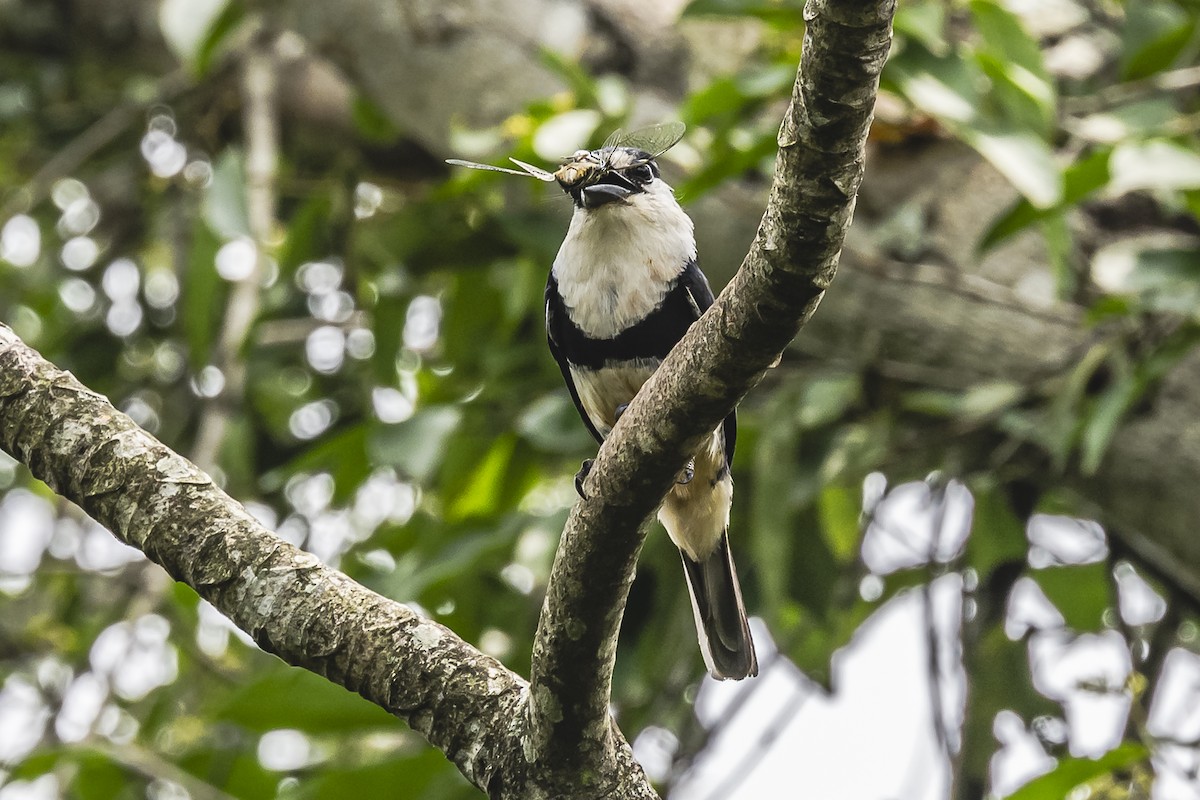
xmin=369 ymin=407 xmax=463 ymax=483
xmin=1030 ymin=562 xmax=1111 ymax=632
xmin=3 ymin=0 xmax=1200 ymax=797
xmin=215 ymin=669 xmax=398 ymax=733
xmin=1005 ymin=742 xmax=1149 ymax=800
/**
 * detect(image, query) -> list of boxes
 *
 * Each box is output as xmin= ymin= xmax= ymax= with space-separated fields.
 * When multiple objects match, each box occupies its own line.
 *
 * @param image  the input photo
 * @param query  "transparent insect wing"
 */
xmin=613 ymin=121 xmax=686 ymax=160
xmin=600 ymin=127 xmax=626 ymax=155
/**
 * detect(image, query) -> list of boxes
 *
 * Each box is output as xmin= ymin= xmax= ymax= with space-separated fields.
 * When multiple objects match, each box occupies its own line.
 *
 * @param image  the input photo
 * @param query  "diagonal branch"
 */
xmin=0 ymin=322 xmax=656 ymax=797
xmin=527 ymin=0 xmax=895 ymax=775
xmin=0 ymin=324 xmax=507 ymax=794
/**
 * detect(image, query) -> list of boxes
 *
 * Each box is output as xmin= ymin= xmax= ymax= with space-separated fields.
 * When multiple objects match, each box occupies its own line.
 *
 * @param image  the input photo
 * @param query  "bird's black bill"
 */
xmin=582 ymin=183 xmax=633 ymax=209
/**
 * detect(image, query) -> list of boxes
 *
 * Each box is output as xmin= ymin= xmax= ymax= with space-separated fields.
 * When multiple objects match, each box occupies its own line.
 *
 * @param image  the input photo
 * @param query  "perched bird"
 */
xmin=449 ymin=124 xmax=757 ymax=680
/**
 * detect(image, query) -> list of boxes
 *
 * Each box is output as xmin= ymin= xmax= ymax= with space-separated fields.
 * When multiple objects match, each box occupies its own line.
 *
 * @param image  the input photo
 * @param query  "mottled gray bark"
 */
xmin=0 ymin=323 xmax=652 ymax=798
xmin=526 ymin=0 xmax=895 ymax=777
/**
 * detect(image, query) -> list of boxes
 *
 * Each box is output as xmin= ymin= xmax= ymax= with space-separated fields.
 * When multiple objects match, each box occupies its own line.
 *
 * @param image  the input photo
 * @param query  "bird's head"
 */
xmin=555 ymin=146 xmax=668 ymax=211
xmin=445 ymin=122 xmax=688 ymax=223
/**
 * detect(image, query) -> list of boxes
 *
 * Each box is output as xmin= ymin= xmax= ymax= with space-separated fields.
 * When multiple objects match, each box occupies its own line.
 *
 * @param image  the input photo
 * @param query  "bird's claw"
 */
xmin=677 ymin=458 xmax=695 ymax=485
xmin=574 ymin=458 xmax=594 ymax=499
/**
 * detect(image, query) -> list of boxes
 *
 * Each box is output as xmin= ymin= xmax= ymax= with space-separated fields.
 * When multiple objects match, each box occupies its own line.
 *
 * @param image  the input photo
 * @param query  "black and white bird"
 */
xmin=449 ymin=124 xmax=757 ymax=680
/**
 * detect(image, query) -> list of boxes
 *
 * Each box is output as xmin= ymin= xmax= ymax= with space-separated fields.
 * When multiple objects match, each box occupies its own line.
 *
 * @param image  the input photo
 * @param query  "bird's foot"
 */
xmin=677 ymin=458 xmax=695 ymax=485
xmin=574 ymin=458 xmax=594 ymax=499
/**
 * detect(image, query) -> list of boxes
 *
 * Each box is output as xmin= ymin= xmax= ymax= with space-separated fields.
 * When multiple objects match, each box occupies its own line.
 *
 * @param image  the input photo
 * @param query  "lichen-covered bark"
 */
xmin=0 ymin=324 xmax=653 ymax=797
xmin=527 ymin=0 xmax=895 ymax=773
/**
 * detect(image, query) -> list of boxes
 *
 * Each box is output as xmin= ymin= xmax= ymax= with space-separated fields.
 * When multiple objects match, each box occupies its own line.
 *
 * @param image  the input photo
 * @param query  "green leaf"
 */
xmin=278 ymin=191 xmax=335 ymax=277
xmin=1030 ymin=562 xmax=1111 ymax=631
xmin=968 ymin=0 xmax=1046 ymax=81
xmin=969 ymin=0 xmax=1055 ymax=132
xmin=7 ymin=748 xmax=62 ymax=779
xmin=69 ymin=749 xmax=135 ymax=800
xmin=181 ymin=219 xmax=224 ymax=369
xmin=682 ymin=0 xmax=805 ymax=22
xmin=962 ymin=627 xmax=1058 ymax=780
xmin=893 ymin=0 xmax=949 ymax=57
xmin=215 ymin=667 xmax=399 ymax=732
xmin=1108 ymin=139 xmax=1200 ymax=195
xmin=1120 ymin=3 xmax=1191 ymax=80
xmin=888 ymin=45 xmax=980 ymax=124
xmin=817 ymin=484 xmax=860 ymax=563
xmin=965 ymin=481 xmax=1028 ymax=579
xmin=379 ymin=522 xmax=518 ymax=601
xmin=964 ymin=126 xmax=1062 ymax=208
xmin=797 ymin=373 xmax=860 ymax=429
xmin=1077 ymin=99 xmax=1184 ymax=144
xmin=268 ymin=423 xmax=371 ymax=504
xmin=352 ymin=94 xmax=400 ymax=144
xmin=958 ymin=381 xmax=1026 ymax=421
xmin=538 ymin=49 xmax=601 ymax=109
xmin=446 ymin=433 xmax=517 ymax=520
xmin=1080 ymin=374 xmax=1138 ymax=475
xmin=781 ymin=600 xmax=875 ymax=690
xmin=516 ymin=393 xmax=594 ymax=455
xmin=303 ymin=748 xmax=472 ymax=800
xmin=749 ymin=389 xmax=839 ymax=617
xmin=901 ymin=381 xmax=1023 ymax=422
xmin=677 ymin=132 xmax=777 ymax=198
xmin=159 ymin=0 xmax=230 ymax=65
xmin=1040 ymin=212 xmax=1075 ymax=298
xmin=368 ymin=406 xmax=463 ymax=483
xmin=193 ymin=0 xmax=246 ymax=76
xmin=981 ymin=148 xmax=1111 ymax=252
xmin=1006 ymin=742 xmax=1148 ymax=800
xmin=203 ymin=149 xmax=250 ymax=239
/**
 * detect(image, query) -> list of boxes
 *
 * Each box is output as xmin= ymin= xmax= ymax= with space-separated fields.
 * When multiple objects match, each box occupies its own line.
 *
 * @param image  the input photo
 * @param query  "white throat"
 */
xmin=552 ymin=182 xmax=696 ymax=339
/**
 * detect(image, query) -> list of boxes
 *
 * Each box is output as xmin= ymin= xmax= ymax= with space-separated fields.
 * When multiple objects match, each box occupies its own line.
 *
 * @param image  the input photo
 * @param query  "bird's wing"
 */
xmin=678 ymin=261 xmax=737 ymax=467
xmin=546 ymin=272 xmax=604 ymax=445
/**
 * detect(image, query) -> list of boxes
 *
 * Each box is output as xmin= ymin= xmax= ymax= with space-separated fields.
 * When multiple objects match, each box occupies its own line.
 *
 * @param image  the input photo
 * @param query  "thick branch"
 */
xmin=0 ymin=325 xmax=597 ymax=796
xmin=527 ymin=0 xmax=895 ymax=774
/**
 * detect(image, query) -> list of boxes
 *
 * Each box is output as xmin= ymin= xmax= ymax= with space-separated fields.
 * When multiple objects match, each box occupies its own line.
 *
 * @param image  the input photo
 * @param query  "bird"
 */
xmin=448 ymin=124 xmax=757 ymax=680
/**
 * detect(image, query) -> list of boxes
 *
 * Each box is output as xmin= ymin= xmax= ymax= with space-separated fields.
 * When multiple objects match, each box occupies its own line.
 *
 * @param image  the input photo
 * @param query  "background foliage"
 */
xmin=2 ymin=0 xmax=1200 ymax=798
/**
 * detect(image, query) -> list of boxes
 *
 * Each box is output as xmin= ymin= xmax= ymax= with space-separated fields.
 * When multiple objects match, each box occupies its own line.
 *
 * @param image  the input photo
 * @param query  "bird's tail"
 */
xmin=680 ymin=532 xmax=758 ymax=680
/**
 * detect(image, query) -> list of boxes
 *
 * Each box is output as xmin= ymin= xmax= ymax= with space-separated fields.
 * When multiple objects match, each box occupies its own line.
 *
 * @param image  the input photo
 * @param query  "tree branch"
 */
xmin=527 ymin=0 xmax=895 ymax=774
xmin=192 ymin=43 xmax=279 ymax=472
xmin=0 ymin=324 xmax=506 ymax=793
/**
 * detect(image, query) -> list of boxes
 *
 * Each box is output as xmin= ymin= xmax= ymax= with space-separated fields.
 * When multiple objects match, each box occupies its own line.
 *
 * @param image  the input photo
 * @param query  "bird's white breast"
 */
xmin=552 ymin=184 xmax=696 ymax=339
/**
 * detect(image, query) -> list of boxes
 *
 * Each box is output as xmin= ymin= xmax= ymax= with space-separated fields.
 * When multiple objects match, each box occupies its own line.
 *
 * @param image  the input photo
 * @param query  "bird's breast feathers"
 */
xmin=552 ymin=185 xmax=696 ymax=339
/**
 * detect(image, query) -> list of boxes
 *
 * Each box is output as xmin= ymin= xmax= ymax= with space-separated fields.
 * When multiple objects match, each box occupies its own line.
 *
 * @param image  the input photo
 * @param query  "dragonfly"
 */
xmin=446 ymin=121 xmax=686 ymax=188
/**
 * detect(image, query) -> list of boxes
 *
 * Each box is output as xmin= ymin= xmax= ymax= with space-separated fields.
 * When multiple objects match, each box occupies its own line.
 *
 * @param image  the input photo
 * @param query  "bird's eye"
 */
xmin=627 ymin=164 xmax=654 ymax=184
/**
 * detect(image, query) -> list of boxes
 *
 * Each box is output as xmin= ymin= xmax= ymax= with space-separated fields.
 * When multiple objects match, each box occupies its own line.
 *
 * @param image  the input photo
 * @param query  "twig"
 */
xmin=1064 ymin=65 xmax=1200 ymax=115
xmin=88 ymin=741 xmax=238 ymax=800
xmin=921 ymin=478 xmax=953 ymax=764
xmin=191 ymin=44 xmax=279 ymax=472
